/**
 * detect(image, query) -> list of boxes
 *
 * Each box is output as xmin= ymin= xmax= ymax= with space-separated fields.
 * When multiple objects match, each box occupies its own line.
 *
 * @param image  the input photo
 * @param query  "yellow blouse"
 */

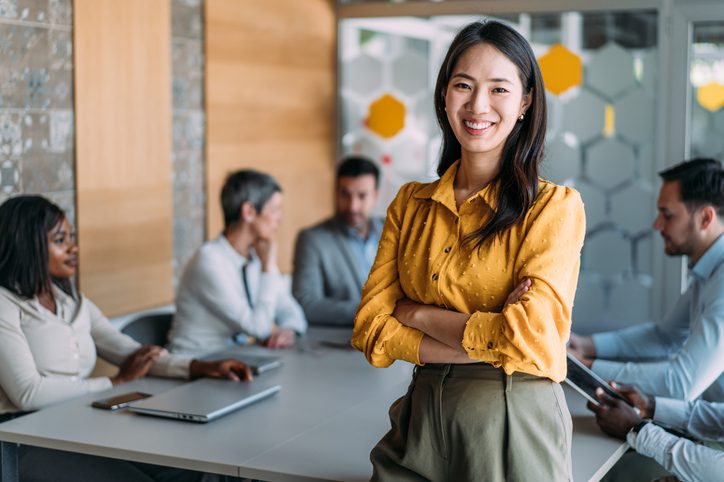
xmin=352 ymin=161 xmax=585 ymax=382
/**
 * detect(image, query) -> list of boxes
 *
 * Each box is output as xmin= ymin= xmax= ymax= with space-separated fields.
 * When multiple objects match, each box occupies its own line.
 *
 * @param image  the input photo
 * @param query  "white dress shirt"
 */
xmin=0 ymin=285 xmax=191 ymax=414
xmin=168 ymin=235 xmax=307 ymax=355
xmin=592 ymin=234 xmax=724 ymax=401
xmin=628 ymin=398 xmax=724 ymax=482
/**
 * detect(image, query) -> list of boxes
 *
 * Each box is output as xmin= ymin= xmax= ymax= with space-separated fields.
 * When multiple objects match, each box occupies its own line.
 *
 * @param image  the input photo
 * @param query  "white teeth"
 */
xmin=464 ymin=120 xmax=492 ymax=130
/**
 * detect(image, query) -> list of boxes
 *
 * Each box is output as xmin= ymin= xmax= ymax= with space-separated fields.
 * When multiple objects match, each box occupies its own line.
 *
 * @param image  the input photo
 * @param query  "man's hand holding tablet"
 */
xmin=565 ymin=353 xmax=635 ymax=407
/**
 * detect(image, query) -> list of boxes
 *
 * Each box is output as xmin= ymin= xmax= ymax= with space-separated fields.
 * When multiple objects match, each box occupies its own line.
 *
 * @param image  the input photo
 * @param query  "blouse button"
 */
xmin=444 ymin=247 xmax=451 ymax=254
xmin=432 ymin=273 xmax=439 ymax=281
xmin=487 ymin=341 xmax=493 ymax=349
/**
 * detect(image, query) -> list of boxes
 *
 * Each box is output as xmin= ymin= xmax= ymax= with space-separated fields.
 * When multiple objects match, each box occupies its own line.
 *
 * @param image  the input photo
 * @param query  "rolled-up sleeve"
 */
xmin=461 ymin=187 xmax=586 ymax=381
xmin=352 ymin=183 xmax=424 ymax=367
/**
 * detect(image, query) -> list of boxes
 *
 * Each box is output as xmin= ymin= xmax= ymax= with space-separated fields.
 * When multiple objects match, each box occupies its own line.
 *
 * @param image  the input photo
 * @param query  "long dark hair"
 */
xmin=434 ymin=20 xmax=547 ymax=248
xmin=0 ymin=195 xmax=74 ymax=298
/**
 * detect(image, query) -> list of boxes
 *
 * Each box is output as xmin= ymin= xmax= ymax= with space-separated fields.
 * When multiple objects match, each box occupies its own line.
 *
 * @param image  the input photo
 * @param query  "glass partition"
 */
xmin=689 ymin=22 xmax=724 ymax=160
xmin=339 ymin=10 xmax=660 ymax=332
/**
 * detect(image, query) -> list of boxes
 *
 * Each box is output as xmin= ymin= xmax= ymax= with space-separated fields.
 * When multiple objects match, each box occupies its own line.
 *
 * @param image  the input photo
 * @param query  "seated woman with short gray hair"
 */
xmin=168 ymin=169 xmax=307 ymax=356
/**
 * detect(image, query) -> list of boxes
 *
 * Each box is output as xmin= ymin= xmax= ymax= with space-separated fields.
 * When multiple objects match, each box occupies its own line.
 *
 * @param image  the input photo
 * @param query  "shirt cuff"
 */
xmin=461 ymin=311 xmax=502 ymax=363
xmin=627 ymin=422 xmax=678 ymax=463
xmin=154 ymin=354 xmax=194 ymax=379
xmin=383 ymin=324 xmax=423 ymax=366
xmin=592 ymin=332 xmax=623 ymax=359
xmin=653 ymin=397 xmax=689 ymax=431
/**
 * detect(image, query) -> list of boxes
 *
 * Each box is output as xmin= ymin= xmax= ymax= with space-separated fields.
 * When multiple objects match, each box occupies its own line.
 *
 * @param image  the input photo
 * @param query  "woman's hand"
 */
xmin=189 ymin=359 xmax=253 ymax=382
xmin=111 ymin=345 xmax=166 ymax=386
xmin=263 ymin=329 xmax=296 ymax=349
xmin=505 ymin=278 xmax=531 ymax=305
xmin=253 ymin=238 xmax=278 ymax=273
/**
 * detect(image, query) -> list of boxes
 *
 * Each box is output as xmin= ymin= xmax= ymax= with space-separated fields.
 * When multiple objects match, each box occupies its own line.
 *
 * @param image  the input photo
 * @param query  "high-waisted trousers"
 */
xmin=370 ymin=363 xmax=573 ymax=482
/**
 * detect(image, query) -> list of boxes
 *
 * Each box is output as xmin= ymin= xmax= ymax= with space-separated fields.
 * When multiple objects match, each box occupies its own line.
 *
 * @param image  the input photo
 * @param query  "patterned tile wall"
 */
xmin=0 ymin=0 xmax=75 ymax=225
xmin=0 ymin=0 xmax=206 ymax=288
xmin=171 ymin=0 xmax=206 ymax=286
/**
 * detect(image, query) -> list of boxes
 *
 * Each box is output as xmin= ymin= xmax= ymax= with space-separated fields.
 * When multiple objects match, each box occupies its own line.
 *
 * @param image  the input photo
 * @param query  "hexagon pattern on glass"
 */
xmin=538 ymin=43 xmax=583 ymax=96
xmin=587 ymin=138 xmax=636 ymax=190
xmin=615 ymin=89 xmax=655 ymax=144
xmin=391 ymin=51 xmax=428 ymax=97
xmin=585 ymin=230 xmax=631 ymax=278
xmin=367 ymin=94 xmax=406 ymax=139
xmin=339 ymin=14 xmax=661 ymax=333
xmin=542 ymin=135 xmax=580 ymax=184
xmin=345 ymin=54 xmax=383 ymax=96
xmin=611 ymin=184 xmax=655 ymax=234
xmin=561 ymin=89 xmax=606 ymax=143
xmin=587 ymin=43 xmax=636 ymax=99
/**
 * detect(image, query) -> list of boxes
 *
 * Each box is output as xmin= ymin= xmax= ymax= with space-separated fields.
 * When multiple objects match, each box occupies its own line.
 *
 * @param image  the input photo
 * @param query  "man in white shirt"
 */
xmin=168 ymin=170 xmax=307 ymax=356
xmin=569 ymin=159 xmax=724 ymax=402
xmin=589 ymin=384 xmax=724 ymax=482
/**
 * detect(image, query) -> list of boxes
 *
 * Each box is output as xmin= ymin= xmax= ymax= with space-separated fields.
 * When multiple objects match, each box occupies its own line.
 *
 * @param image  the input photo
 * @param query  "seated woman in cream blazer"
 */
xmin=0 ymin=195 xmax=252 ymax=482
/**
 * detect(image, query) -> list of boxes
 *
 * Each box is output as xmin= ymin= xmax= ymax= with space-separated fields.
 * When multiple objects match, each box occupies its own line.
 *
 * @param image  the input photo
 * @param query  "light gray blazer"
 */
xmin=292 ymin=217 xmax=381 ymax=327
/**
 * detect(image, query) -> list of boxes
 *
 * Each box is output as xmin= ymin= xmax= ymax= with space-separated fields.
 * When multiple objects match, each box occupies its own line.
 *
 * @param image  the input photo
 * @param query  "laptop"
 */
xmin=128 ymin=378 xmax=281 ymax=423
xmin=565 ymin=352 xmax=632 ymax=406
xmin=202 ymin=351 xmax=282 ymax=375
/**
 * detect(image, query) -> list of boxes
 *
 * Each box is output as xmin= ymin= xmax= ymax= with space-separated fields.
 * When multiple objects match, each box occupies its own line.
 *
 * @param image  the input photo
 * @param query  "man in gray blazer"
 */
xmin=293 ymin=157 xmax=383 ymax=326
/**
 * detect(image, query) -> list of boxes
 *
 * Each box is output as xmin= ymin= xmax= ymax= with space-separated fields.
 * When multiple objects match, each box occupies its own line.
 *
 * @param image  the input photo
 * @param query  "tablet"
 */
xmin=202 ymin=351 xmax=282 ymax=375
xmin=565 ymin=353 xmax=633 ymax=406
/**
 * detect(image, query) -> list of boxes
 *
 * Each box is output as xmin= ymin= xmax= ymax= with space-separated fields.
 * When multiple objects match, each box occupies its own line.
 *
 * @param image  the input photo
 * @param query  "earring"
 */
xmin=518 ymin=113 xmax=525 ymax=121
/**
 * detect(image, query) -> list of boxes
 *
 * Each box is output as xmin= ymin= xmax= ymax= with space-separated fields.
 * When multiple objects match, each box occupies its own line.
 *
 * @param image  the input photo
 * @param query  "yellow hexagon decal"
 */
xmin=538 ymin=44 xmax=582 ymax=96
xmin=697 ymin=82 xmax=724 ymax=112
xmin=366 ymin=94 xmax=405 ymax=139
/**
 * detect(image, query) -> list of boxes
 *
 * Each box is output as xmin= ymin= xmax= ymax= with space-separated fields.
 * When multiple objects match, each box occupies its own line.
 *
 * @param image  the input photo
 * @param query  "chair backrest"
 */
xmin=121 ymin=313 xmax=173 ymax=347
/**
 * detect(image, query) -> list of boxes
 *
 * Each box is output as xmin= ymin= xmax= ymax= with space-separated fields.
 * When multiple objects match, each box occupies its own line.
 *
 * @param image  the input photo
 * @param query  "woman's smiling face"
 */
xmin=444 ymin=42 xmax=530 ymax=163
xmin=47 ymin=217 xmax=78 ymax=279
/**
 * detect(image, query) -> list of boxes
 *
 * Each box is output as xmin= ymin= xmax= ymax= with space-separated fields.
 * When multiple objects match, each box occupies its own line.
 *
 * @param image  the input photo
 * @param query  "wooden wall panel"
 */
xmin=74 ymin=0 xmax=173 ymax=317
xmin=206 ymin=0 xmax=336 ymax=272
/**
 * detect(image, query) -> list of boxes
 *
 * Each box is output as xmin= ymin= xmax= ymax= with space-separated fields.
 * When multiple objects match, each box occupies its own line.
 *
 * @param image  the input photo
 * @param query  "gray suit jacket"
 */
xmin=292 ymin=217 xmax=381 ymax=326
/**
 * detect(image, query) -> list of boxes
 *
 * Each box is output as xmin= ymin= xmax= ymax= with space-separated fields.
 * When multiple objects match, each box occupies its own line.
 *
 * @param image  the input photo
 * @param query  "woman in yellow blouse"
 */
xmin=352 ymin=20 xmax=585 ymax=481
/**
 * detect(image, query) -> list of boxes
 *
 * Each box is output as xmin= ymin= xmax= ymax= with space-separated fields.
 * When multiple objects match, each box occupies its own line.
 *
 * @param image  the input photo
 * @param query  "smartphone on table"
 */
xmin=91 ymin=391 xmax=152 ymax=410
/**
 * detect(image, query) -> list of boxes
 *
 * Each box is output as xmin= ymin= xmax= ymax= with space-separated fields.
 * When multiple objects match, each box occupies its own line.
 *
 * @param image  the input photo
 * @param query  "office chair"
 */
xmin=121 ymin=313 xmax=173 ymax=347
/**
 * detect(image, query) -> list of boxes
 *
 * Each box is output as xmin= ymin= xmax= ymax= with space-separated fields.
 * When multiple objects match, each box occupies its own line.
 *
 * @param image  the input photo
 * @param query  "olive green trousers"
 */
xmin=370 ymin=363 xmax=573 ymax=482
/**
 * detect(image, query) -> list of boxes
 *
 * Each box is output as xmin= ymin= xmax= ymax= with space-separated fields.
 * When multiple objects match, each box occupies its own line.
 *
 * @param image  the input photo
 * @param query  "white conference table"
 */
xmin=0 ymin=328 xmax=627 ymax=481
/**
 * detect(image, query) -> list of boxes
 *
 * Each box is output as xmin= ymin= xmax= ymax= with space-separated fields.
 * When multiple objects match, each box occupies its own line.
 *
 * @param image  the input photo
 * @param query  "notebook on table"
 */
xmin=128 ymin=378 xmax=281 ymax=423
